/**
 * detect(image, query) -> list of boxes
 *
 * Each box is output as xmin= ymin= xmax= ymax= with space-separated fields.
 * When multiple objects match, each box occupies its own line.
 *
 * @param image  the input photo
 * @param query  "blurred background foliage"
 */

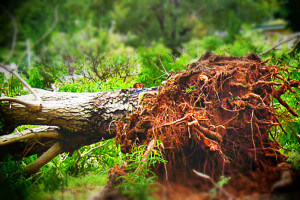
xmin=0 ymin=0 xmax=299 ymax=199
xmin=0 ymin=0 xmax=299 ymax=89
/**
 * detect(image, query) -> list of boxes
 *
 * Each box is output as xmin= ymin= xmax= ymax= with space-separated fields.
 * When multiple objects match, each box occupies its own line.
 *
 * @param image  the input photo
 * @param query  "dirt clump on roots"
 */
xmin=112 ymin=52 xmax=300 ymax=199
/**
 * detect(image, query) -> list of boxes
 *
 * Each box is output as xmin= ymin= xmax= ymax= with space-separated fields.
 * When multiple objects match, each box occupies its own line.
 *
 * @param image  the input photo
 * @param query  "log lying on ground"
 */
xmin=0 ymin=88 xmax=146 ymax=134
xmin=0 ymin=87 xmax=156 ymax=173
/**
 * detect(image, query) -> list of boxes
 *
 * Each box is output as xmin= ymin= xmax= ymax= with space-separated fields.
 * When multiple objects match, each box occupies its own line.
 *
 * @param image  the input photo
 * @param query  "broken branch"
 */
xmin=0 ymin=126 xmax=61 ymax=146
xmin=260 ymin=33 xmax=300 ymax=56
xmin=23 ymin=142 xmax=63 ymax=175
xmin=0 ymin=97 xmax=41 ymax=111
xmin=0 ymin=63 xmax=43 ymax=104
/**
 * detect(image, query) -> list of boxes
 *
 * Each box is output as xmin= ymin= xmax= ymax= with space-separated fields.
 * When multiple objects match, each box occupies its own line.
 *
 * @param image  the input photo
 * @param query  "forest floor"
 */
xmin=152 ymin=167 xmax=300 ymax=200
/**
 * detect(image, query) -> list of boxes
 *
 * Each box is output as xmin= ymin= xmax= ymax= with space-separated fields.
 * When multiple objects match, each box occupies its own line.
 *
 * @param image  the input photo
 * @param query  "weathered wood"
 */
xmin=0 ymin=87 xmax=157 ymax=174
xmin=0 ymin=88 xmax=157 ymax=157
xmin=0 ymin=88 xmax=156 ymax=135
xmin=0 ymin=126 xmax=61 ymax=146
xmin=23 ymin=142 xmax=64 ymax=174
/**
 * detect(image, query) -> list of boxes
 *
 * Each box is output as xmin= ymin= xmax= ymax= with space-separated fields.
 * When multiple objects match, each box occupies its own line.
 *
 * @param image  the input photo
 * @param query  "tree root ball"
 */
xmin=115 ymin=53 xmax=299 ymax=194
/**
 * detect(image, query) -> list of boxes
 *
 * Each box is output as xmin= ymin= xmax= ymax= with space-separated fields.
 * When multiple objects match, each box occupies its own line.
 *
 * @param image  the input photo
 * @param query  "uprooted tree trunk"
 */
xmin=0 ymin=87 xmax=157 ymax=174
xmin=0 ymin=52 xmax=299 ymax=198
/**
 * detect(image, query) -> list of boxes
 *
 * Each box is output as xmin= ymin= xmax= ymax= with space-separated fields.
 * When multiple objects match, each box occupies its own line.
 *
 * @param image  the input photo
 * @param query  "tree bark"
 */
xmin=1 ymin=88 xmax=157 ymax=133
xmin=0 ymin=87 xmax=157 ymax=171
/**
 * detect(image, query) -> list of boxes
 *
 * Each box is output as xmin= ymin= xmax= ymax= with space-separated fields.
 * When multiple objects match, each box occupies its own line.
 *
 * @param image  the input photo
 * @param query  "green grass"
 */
xmin=27 ymin=172 xmax=108 ymax=200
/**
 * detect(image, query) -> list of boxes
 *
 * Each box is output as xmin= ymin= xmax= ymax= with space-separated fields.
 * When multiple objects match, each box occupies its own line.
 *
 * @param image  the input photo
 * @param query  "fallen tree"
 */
xmin=0 ymin=52 xmax=299 ymax=198
xmin=0 ymin=85 xmax=157 ymax=173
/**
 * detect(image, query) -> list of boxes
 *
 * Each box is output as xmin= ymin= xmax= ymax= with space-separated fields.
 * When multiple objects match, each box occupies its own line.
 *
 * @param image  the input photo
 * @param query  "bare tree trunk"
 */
xmin=0 ymin=87 xmax=156 ymax=174
xmin=1 ymin=88 xmax=153 ymax=134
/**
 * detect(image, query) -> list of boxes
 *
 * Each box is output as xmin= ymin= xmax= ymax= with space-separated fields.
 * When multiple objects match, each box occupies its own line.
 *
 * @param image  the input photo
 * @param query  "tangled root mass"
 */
xmin=116 ymin=52 xmax=299 ymax=182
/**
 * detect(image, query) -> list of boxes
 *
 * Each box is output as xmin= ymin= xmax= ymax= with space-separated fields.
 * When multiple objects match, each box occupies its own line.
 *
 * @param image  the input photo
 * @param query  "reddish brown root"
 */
xmin=114 ymin=53 xmax=299 ymax=197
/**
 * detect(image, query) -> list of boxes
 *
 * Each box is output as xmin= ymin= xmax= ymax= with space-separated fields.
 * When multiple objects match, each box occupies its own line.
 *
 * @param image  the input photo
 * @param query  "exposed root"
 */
xmin=272 ymin=80 xmax=300 ymax=117
xmin=115 ymin=53 xmax=299 ymax=188
xmin=193 ymin=169 xmax=236 ymax=199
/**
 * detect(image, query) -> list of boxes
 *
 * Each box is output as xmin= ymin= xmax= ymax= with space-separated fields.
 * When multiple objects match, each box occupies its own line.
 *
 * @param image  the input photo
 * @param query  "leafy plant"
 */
xmin=209 ymin=176 xmax=231 ymax=196
xmin=19 ymin=139 xmax=123 ymax=199
xmin=60 ymin=78 xmax=135 ymax=92
xmin=138 ymin=43 xmax=174 ymax=87
xmin=266 ymin=50 xmax=300 ymax=168
xmin=184 ymin=85 xmax=197 ymax=94
xmin=27 ymin=56 xmax=66 ymax=89
xmin=201 ymin=35 xmax=224 ymax=51
xmin=0 ymin=156 xmax=32 ymax=200
xmin=117 ymin=140 xmax=167 ymax=200
xmin=0 ymin=72 xmax=27 ymax=97
xmin=36 ymin=163 xmax=68 ymax=193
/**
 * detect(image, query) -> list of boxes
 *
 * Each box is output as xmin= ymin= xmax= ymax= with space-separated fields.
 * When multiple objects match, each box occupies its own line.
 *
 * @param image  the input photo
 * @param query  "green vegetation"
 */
xmin=117 ymin=140 xmax=166 ymax=200
xmin=267 ymin=50 xmax=300 ymax=168
xmin=0 ymin=138 xmax=167 ymax=200
xmin=210 ymin=176 xmax=231 ymax=196
xmin=0 ymin=156 xmax=31 ymax=200
xmin=0 ymin=139 xmax=123 ymax=199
